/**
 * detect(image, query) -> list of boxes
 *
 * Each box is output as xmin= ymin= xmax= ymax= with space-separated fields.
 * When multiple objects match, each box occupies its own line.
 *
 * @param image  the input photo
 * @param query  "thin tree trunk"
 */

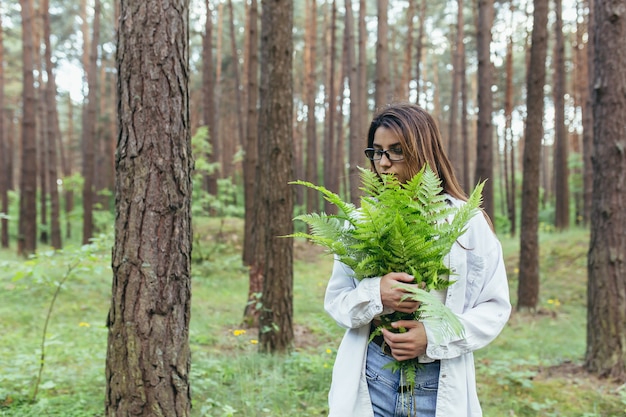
xmin=582 ymin=0 xmax=594 ymax=226
xmin=36 ymin=31 xmax=48 ymax=245
xmin=82 ymin=0 xmax=100 ymax=244
xmin=348 ymin=0 xmax=367 ymax=205
xmin=305 ymin=0 xmax=319 ymax=217
xmin=504 ymin=18 xmax=516 ymax=236
xmin=18 ymin=0 xmax=38 ymax=256
xmin=553 ymin=0 xmax=569 ymax=230
xmin=60 ymin=94 xmax=74 ymax=239
xmin=448 ymin=0 xmax=464 ymax=177
xmin=43 ymin=0 xmax=61 ymax=249
xmin=242 ymin=0 xmax=260 ymax=323
xmin=227 ymin=0 xmax=245 ymax=150
xmin=398 ymin=0 xmax=414 ymax=101
xmin=203 ymin=0 xmax=219 ymax=196
xmin=460 ymin=11 xmax=470 ymax=194
xmin=0 ymin=13 xmax=8 ymax=248
xmin=414 ymin=0 xmax=427 ymax=105
xmin=518 ymin=0 xmax=549 ymax=311
xmin=323 ymin=0 xmax=337 ymax=214
xmin=374 ymin=0 xmax=389 ymax=109
xmin=474 ymin=0 xmax=495 ymax=219
xmin=336 ymin=10 xmax=348 ymax=199
xmin=215 ymin=3 xmax=224 ymax=179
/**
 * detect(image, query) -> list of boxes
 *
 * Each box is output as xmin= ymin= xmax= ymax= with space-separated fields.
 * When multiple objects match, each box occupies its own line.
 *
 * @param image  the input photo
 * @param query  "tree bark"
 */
xmin=0 ymin=13 xmax=7 ymax=248
xmin=414 ymin=0 xmax=427 ymax=105
xmin=553 ymin=0 xmax=569 ymax=230
xmin=582 ymin=0 xmax=594 ymax=226
xmin=242 ymin=0 xmax=260 ymax=324
xmin=323 ymin=0 xmax=337 ymax=214
xmin=18 ymin=0 xmax=38 ymax=256
xmin=474 ymin=0 xmax=494 ymax=220
xmin=257 ymin=0 xmax=294 ymax=353
xmin=203 ymin=0 xmax=219 ymax=197
xmin=374 ymin=0 xmax=389 ymax=109
xmin=518 ymin=0 xmax=549 ymax=311
xmin=227 ymin=0 xmax=245 ymax=150
xmin=305 ymin=0 xmax=319 ymax=217
xmin=348 ymin=0 xmax=367 ymax=205
xmin=504 ymin=25 xmax=516 ymax=237
xmin=37 ymin=64 xmax=48 ymax=245
xmin=60 ymin=95 xmax=75 ymax=239
xmin=585 ymin=0 xmax=626 ymax=383
xmin=105 ymin=0 xmax=193 ymax=414
xmin=448 ymin=0 xmax=464 ymax=179
xmin=43 ymin=0 xmax=62 ymax=249
xmin=345 ymin=0 xmax=360 ymax=206
xmin=82 ymin=0 xmax=100 ymax=244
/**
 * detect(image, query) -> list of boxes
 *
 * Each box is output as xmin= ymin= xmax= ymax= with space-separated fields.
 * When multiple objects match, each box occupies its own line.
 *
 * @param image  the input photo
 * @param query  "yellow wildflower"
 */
xmin=79 ymin=322 xmax=90 ymax=327
xmin=233 ymin=329 xmax=247 ymax=336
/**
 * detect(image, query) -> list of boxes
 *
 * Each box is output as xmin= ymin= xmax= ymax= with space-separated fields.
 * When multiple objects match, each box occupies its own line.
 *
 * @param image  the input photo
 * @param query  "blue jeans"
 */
xmin=365 ymin=341 xmax=440 ymax=417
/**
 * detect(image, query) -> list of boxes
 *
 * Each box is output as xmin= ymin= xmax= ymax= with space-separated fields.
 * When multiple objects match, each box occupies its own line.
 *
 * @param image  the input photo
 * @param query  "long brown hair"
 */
xmin=367 ymin=102 xmax=467 ymax=201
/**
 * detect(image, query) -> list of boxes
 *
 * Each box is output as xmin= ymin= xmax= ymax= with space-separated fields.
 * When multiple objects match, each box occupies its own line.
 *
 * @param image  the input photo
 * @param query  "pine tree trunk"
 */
xmin=242 ymin=0 xmax=260 ymax=325
xmin=60 ymin=95 xmax=74 ymax=239
xmin=553 ymin=0 xmax=569 ymax=231
xmin=348 ymin=0 xmax=367 ymax=206
xmin=345 ymin=0 xmax=360 ymax=205
xmin=0 ymin=13 xmax=8 ymax=248
xmin=323 ymin=0 xmax=337 ymax=215
xmin=257 ymin=0 xmax=294 ymax=353
xmin=105 ymin=0 xmax=193 ymax=414
xmin=474 ymin=0 xmax=494 ymax=219
xmin=43 ymin=0 xmax=62 ymax=249
xmin=305 ymin=0 xmax=319 ymax=216
xmin=18 ymin=0 xmax=38 ymax=256
xmin=203 ymin=0 xmax=219 ymax=197
xmin=518 ymin=0 xmax=549 ymax=311
xmin=38 ymin=81 xmax=49 ymax=246
xmin=374 ymin=0 xmax=389 ymax=109
xmin=227 ymin=0 xmax=245 ymax=149
xmin=582 ymin=0 xmax=594 ymax=226
xmin=504 ymin=21 xmax=516 ymax=236
xmin=448 ymin=0 xmax=464 ymax=178
xmin=82 ymin=0 xmax=100 ymax=244
xmin=585 ymin=0 xmax=626 ymax=383
xmin=414 ymin=0 xmax=427 ymax=105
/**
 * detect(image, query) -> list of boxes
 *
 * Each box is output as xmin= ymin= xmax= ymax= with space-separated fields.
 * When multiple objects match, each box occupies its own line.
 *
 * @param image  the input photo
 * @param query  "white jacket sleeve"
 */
xmin=324 ymin=256 xmax=387 ymax=329
xmin=424 ymin=214 xmax=512 ymax=360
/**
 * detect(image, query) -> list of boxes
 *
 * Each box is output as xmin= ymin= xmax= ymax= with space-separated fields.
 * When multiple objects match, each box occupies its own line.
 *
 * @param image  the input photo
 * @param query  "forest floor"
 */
xmin=0 ymin=218 xmax=625 ymax=416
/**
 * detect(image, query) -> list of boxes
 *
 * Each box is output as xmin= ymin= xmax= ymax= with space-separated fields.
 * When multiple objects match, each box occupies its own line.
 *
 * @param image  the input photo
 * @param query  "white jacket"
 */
xmin=324 ymin=198 xmax=511 ymax=417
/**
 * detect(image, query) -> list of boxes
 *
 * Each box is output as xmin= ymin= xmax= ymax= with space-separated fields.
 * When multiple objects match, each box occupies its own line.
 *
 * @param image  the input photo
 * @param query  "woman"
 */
xmin=324 ymin=103 xmax=511 ymax=417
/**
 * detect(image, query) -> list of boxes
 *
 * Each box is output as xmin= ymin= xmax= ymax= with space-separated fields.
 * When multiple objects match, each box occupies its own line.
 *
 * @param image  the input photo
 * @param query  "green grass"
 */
xmin=0 ymin=220 xmax=624 ymax=416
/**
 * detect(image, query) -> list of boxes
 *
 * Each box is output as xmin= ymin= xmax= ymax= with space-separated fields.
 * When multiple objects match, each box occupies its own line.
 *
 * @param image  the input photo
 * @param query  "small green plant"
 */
xmin=3 ymin=233 xmax=112 ymax=403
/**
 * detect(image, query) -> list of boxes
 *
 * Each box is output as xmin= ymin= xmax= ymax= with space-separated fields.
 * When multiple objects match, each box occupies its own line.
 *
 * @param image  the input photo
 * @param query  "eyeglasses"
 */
xmin=364 ymin=147 xmax=404 ymax=162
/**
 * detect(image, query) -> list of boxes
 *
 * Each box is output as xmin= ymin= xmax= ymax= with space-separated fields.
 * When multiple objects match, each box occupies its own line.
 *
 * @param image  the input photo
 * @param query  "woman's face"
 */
xmin=372 ymin=126 xmax=412 ymax=184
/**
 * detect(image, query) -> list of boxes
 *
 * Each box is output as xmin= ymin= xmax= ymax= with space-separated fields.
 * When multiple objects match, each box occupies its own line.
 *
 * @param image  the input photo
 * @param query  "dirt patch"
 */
xmin=535 ymin=361 xmax=624 ymax=392
xmin=213 ymin=323 xmax=324 ymax=352
xmin=293 ymin=239 xmax=328 ymax=262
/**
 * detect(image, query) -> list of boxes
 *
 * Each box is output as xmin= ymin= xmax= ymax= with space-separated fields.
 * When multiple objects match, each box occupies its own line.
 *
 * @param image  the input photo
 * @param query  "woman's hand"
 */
xmin=379 ymin=272 xmax=420 ymax=313
xmin=382 ymin=320 xmax=428 ymax=361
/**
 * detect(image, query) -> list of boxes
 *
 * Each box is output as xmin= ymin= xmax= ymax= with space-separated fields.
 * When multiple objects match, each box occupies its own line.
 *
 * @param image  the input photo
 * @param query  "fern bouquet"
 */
xmin=291 ymin=165 xmax=484 ymax=386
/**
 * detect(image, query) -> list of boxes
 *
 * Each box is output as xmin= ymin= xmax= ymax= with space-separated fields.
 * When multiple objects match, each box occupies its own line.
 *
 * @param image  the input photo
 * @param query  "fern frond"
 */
xmin=291 ymin=164 xmax=484 ymax=365
xmin=290 ymin=180 xmax=358 ymax=224
xmin=401 ymin=287 xmax=465 ymax=343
